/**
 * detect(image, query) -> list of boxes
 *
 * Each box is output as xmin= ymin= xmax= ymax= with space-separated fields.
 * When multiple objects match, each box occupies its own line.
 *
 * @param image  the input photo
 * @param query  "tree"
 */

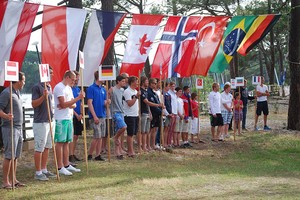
xmin=287 ymin=0 xmax=300 ymax=130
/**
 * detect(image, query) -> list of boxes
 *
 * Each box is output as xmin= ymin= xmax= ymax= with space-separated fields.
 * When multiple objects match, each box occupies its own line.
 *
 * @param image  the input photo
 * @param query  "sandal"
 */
xmin=2 ymin=184 xmax=12 ymax=189
xmin=116 ymin=155 xmax=124 ymax=160
xmin=15 ymin=182 xmax=26 ymax=188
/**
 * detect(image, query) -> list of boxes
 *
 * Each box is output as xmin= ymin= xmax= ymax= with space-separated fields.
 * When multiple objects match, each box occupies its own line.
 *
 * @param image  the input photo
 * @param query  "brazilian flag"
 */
xmin=209 ymin=16 xmax=257 ymax=73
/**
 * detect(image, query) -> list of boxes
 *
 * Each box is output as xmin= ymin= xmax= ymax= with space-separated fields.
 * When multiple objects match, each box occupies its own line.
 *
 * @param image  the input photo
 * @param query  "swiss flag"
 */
xmin=175 ymin=16 xmax=230 ymax=77
xmin=151 ymin=16 xmax=201 ymax=79
xmin=42 ymin=5 xmax=86 ymax=88
xmin=0 ymin=1 xmax=39 ymax=86
xmin=120 ymin=14 xmax=164 ymax=77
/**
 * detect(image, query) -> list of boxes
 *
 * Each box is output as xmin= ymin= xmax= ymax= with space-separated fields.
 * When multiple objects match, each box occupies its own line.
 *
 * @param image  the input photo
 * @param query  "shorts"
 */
xmin=55 ymin=120 xmax=73 ymax=143
xmin=191 ymin=117 xmax=200 ymax=135
xmin=234 ymin=111 xmax=243 ymax=121
xmin=175 ymin=117 xmax=184 ymax=133
xmin=221 ymin=110 xmax=233 ymax=124
xmin=256 ymin=101 xmax=269 ymax=116
xmin=113 ymin=112 xmax=127 ymax=133
xmin=73 ymin=116 xmax=83 ymax=136
xmin=141 ymin=113 xmax=150 ymax=133
xmin=151 ymin=115 xmax=161 ymax=128
xmin=182 ymin=117 xmax=192 ymax=133
xmin=164 ymin=116 xmax=171 ymax=127
xmin=210 ymin=114 xmax=224 ymax=127
xmin=1 ymin=126 xmax=23 ymax=159
xmin=33 ymin=122 xmax=53 ymax=152
xmin=89 ymin=118 xmax=106 ymax=138
xmin=125 ymin=116 xmax=139 ymax=136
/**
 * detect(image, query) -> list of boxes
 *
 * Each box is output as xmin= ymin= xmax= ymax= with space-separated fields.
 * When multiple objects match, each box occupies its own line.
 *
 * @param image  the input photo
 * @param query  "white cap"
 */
xmin=224 ymin=82 xmax=231 ymax=86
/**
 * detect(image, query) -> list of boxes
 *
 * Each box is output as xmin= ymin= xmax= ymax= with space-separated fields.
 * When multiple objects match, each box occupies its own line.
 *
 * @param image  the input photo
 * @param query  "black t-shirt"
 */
xmin=140 ymin=88 xmax=149 ymax=114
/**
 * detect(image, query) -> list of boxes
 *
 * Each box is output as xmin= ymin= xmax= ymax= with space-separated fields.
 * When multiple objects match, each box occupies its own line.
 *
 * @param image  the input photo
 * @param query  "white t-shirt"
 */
xmin=256 ymin=84 xmax=268 ymax=102
xmin=123 ymin=87 xmax=139 ymax=117
xmin=169 ymin=89 xmax=177 ymax=114
xmin=177 ymin=96 xmax=184 ymax=116
xmin=221 ymin=91 xmax=233 ymax=111
xmin=53 ymin=82 xmax=74 ymax=120
xmin=208 ymin=91 xmax=221 ymax=115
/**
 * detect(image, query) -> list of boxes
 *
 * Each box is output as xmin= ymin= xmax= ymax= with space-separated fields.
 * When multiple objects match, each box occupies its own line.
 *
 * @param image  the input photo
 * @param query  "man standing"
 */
xmin=31 ymin=68 xmax=56 ymax=181
xmin=123 ymin=76 xmax=139 ymax=157
xmin=181 ymin=86 xmax=193 ymax=147
xmin=87 ymin=71 xmax=110 ymax=161
xmin=53 ymin=70 xmax=84 ymax=176
xmin=168 ymin=82 xmax=177 ymax=147
xmin=208 ymin=83 xmax=223 ymax=141
xmin=69 ymin=71 xmax=83 ymax=163
xmin=254 ymin=77 xmax=271 ymax=130
xmin=220 ymin=84 xmax=233 ymax=140
xmin=109 ymin=75 xmax=127 ymax=159
xmin=0 ymin=72 xmax=26 ymax=188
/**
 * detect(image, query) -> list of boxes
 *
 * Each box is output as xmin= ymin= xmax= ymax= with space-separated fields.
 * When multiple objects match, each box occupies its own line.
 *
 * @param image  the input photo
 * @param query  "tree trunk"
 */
xmin=259 ymin=50 xmax=264 ymax=76
xmin=268 ymin=0 xmax=275 ymax=84
xmin=101 ymin=0 xmax=114 ymax=65
xmin=287 ymin=0 xmax=300 ymax=130
xmin=229 ymin=59 xmax=235 ymax=78
xmin=233 ymin=54 xmax=239 ymax=77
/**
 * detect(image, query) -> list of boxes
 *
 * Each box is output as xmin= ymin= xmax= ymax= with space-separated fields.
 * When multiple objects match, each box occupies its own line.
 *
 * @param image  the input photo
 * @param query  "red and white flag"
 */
xmin=5 ymin=61 xmax=19 ymax=82
xmin=42 ymin=5 xmax=86 ymax=88
xmin=0 ymin=1 xmax=39 ymax=86
xmin=151 ymin=16 xmax=200 ymax=79
xmin=120 ymin=14 xmax=164 ymax=77
xmin=175 ymin=16 xmax=229 ymax=77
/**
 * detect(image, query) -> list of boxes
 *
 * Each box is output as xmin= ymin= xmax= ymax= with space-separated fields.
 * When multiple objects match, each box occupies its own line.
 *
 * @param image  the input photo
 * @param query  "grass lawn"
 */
xmin=1 ymin=130 xmax=300 ymax=200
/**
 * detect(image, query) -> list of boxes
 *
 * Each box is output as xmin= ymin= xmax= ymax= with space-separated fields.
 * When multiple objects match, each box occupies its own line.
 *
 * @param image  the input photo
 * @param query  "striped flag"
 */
xmin=237 ymin=14 xmax=281 ymax=56
xmin=252 ymin=76 xmax=261 ymax=85
xmin=5 ymin=61 xmax=19 ymax=82
xmin=235 ymin=77 xmax=244 ymax=86
xmin=83 ymin=10 xmax=126 ymax=86
xmin=42 ymin=5 xmax=87 ymax=88
xmin=99 ymin=65 xmax=115 ymax=81
xmin=0 ymin=1 xmax=39 ymax=86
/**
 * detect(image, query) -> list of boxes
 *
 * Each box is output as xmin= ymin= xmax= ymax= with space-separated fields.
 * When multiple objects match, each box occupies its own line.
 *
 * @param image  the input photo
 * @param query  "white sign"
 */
xmin=79 ymin=50 xmax=84 ymax=69
xmin=230 ymin=79 xmax=236 ymax=89
xmin=195 ymin=78 xmax=204 ymax=89
xmin=39 ymin=64 xmax=51 ymax=83
xmin=5 ymin=61 xmax=19 ymax=82
xmin=99 ymin=65 xmax=116 ymax=81
xmin=252 ymin=76 xmax=261 ymax=85
xmin=235 ymin=77 xmax=244 ymax=87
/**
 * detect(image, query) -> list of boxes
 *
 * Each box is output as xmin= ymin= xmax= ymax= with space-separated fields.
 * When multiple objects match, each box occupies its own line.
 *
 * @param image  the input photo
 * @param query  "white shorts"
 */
xmin=175 ymin=117 xmax=183 ymax=133
xmin=182 ymin=117 xmax=192 ymax=133
xmin=33 ymin=122 xmax=54 ymax=152
xmin=191 ymin=118 xmax=200 ymax=135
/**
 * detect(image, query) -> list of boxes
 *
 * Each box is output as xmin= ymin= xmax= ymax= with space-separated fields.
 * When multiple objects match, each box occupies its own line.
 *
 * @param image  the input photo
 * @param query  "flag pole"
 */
xmin=197 ymin=88 xmax=201 ymax=143
xmin=10 ymin=81 xmax=15 ymax=190
xmin=233 ymin=90 xmax=236 ymax=142
xmin=105 ymin=80 xmax=111 ymax=162
xmin=159 ymin=66 xmax=164 ymax=148
xmin=80 ymin=68 xmax=89 ymax=174
xmin=44 ymin=82 xmax=60 ymax=181
xmin=137 ymin=70 xmax=142 ymax=154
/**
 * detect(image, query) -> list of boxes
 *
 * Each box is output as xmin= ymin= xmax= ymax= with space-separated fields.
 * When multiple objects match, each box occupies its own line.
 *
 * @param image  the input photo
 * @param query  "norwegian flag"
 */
xmin=151 ymin=16 xmax=201 ymax=79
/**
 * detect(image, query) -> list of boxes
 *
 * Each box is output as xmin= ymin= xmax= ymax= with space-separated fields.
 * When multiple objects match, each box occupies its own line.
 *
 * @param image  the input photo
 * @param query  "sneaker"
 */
xmin=155 ymin=144 xmax=160 ymax=150
xmin=242 ymin=128 xmax=248 ymax=131
xmin=219 ymin=134 xmax=224 ymax=140
xmin=69 ymin=162 xmax=77 ymax=167
xmin=43 ymin=171 xmax=56 ymax=178
xmin=254 ymin=127 xmax=259 ymax=131
xmin=225 ymin=134 xmax=230 ymax=138
xmin=59 ymin=167 xmax=73 ymax=176
xmin=66 ymin=165 xmax=81 ymax=172
xmin=94 ymin=155 xmax=106 ymax=161
xmin=34 ymin=173 xmax=49 ymax=181
xmin=264 ymin=126 xmax=271 ymax=130
xmin=87 ymin=155 xmax=93 ymax=161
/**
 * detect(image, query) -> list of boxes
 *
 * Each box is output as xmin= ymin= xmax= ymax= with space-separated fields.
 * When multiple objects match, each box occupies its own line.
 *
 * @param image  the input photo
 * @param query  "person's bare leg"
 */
xmin=146 ymin=132 xmax=151 ymax=150
xmin=217 ymin=126 xmax=222 ymax=138
xmin=41 ymin=148 xmax=49 ymax=170
xmin=34 ymin=151 xmax=42 ymax=172
xmin=254 ymin=115 xmax=259 ymax=128
xmin=211 ymin=127 xmax=215 ymax=140
xmin=63 ymin=143 xmax=69 ymax=167
xmin=163 ymin=127 xmax=169 ymax=147
xmin=2 ymin=158 xmax=11 ymax=186
xmin=55 ymin=143 xmax=63 ymax=168
xmin=88 ymin=139 xmax=97 ymax=156
xmin=69 ymin=135 xmax=78 ymax=156
xmin=96 ymin=138 xmax=102 ymax=156
xmin=120 ymin=135 xmax=126 ymax=153
xmin=238 ymin=121 xmax=241 ymax=135
xmin=137 ymin=132 xmax=142 ymax=153
xmin=263 ymin=115 xmax=268 ymax=127
xmin=127 ymin=136 xmax=134 ymax=156
xmin=150 ymin=128 xmax=157 ymax=149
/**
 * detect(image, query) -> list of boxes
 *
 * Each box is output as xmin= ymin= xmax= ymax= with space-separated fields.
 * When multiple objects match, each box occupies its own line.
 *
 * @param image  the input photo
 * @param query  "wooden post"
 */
xmin=105 ymin=80 xmax=111 ymax=162
xmin=79 ymin=68 xmax=89 ymax=173
xmin=44 ymin=82 xmax=60 ymax=181
xmin=10 ymin=82 xmax=15 ymax=190
xmin=197 ymin=89 xmax=201 ymax=142
xmin=137 ymin=70 xmax=142 ymax=153
xmin=159 ymin=72 xmax=164 ymax=147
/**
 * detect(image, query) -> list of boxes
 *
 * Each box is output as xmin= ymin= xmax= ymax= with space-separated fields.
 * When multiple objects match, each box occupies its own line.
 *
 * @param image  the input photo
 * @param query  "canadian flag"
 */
xmin=120 ymin=14 xmax=164 ymax=77
xmin=0 ymin=1 xmax=39 ymax=86
xmin=42 ymin=5 xmax=86 ymax=88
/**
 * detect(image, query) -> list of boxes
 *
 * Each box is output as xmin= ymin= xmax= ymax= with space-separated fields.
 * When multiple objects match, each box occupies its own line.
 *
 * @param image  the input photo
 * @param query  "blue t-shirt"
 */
xmin=72 ymin=86 xmax=81 ymax=115
xmin=87 ymin=83 xmax=106 ymax=118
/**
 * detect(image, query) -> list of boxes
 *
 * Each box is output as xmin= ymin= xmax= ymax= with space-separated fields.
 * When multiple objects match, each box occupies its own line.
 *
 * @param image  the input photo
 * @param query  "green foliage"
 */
xmin=21 ymin=51 xmax=40 ymax=94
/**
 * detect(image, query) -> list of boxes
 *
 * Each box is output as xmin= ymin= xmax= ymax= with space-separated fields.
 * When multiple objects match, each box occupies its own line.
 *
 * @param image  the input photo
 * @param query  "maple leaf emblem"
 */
xmin=138 ymin=34 xmax=153 ymax=55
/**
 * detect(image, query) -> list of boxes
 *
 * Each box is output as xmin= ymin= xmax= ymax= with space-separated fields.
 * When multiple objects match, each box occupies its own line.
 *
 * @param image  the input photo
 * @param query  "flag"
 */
xmin=102 ymin=65 xmax=113 ymax=76
xmin=83 ymin=10 xmax=126 ymax=86
xmin=151 ymin=16 xmax=200 ymax=79
xmin=252 ymin=76 xmax=261 ymax=85
xmin=99 ymin=65 xmax=116 ymax=81
xmin=120 ymin=14 xmax=164 ymax=77
xmin=42 ymin=5 xmax=86 ymax=88
xmin=209 ymin=16 xmax=257 ymax=73
xmin=235 ymin=77 xmax=244 ymax=86
xmin=175 ymin=16 xmax=229 ymax=77
xmin=0 ymin=1 xmax=39 ymax=86
xmin=237 ymin=14 xmax=281 ymax=56
xmin=5 ymin=61 xmax=19 ymax=82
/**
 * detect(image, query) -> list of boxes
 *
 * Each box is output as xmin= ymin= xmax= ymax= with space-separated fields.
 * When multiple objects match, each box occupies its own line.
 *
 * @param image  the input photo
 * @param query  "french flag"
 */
xmin=0 ymin=1 xmax=39 ymax=86
xmin=252 ymin=76 xmax=261 ymax=85
xmin=42 ymin=5 xmax=86 ymax=88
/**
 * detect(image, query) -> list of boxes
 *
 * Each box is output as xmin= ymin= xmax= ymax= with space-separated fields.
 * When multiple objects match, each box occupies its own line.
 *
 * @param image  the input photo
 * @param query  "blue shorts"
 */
xmin=221 ymin=110 xmax=233 ymax=125
xmin=113 ymin=112 xmax=127 ymax=132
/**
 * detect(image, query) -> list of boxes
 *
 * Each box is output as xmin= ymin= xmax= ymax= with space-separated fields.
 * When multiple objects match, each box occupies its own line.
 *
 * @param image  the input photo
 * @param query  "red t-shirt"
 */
xmin=234 ymin=99 xmax=243 ymax=111
xmin=191 ymin=100 xmax=199 ymax=117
